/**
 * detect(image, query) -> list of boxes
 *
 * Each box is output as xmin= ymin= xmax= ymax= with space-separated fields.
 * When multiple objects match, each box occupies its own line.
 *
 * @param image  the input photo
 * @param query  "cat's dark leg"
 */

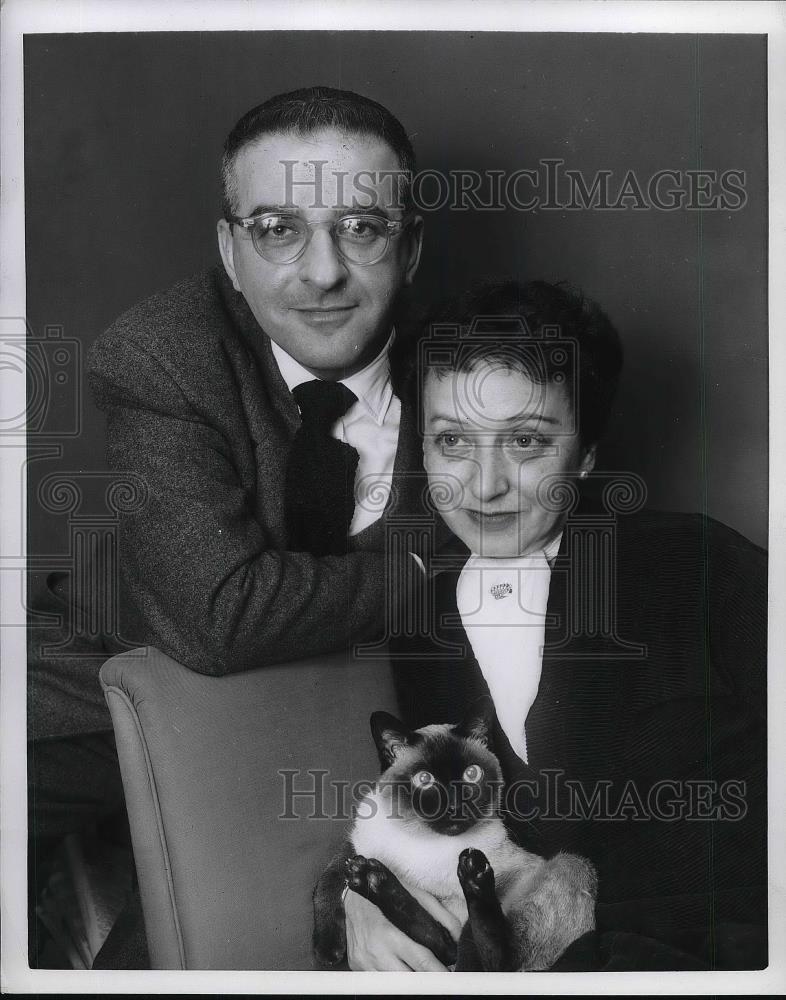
xmin=454 ymin=921 xmax=482 ymax=971
xmin=313 ymin=841 xmax=353 ymax=967
xmin=457 ymin=848 xmax=514 ymax=972
xmin=344 ymin=855 xmax=457 ymax=966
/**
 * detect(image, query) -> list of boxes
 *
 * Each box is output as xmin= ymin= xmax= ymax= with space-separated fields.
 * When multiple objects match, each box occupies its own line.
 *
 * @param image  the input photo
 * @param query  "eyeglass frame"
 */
xmin=225 ymin=209 xmax=415 ymax=267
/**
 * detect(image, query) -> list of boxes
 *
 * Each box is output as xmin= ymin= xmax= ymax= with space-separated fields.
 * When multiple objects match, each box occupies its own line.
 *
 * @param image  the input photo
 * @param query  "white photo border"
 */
xmin=1 ymin=0 xmax=784 ymax=994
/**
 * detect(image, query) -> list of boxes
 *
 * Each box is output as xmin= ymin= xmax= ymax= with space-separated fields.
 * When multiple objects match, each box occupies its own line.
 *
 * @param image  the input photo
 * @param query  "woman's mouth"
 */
xmin=464 ymin=510 xmax=520 ymax=531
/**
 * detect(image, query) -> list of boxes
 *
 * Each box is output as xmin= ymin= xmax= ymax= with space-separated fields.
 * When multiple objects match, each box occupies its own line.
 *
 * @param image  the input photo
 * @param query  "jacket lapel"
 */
xmin=525 ymin=511 xmax=635 ymax=777
xmin=215 ymin=270 xmax=300 ymax=434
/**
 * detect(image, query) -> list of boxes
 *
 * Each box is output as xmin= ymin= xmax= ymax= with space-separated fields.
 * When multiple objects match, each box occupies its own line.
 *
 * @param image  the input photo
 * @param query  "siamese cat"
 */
xmin=313 ymin=698 xmax=597 ymax=971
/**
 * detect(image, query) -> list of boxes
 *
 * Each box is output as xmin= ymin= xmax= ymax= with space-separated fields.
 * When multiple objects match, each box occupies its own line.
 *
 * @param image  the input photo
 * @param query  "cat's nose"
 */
xmin=446 ymin=790 xmax=462 ymax=818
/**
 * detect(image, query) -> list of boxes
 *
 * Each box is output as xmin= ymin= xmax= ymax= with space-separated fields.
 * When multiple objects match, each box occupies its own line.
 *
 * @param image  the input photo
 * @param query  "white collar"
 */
xmin=466 ymin=530 xmax=564 ymax=569
xmin=271 ymin=332 xmax=395 ymax=427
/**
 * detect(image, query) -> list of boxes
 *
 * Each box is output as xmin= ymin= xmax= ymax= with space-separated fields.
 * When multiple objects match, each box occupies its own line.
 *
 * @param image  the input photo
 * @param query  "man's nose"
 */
xmin=469 ymin=446 xmax=510 ymax=502
xmin=297 ymin=227 xmax=347 ymax=290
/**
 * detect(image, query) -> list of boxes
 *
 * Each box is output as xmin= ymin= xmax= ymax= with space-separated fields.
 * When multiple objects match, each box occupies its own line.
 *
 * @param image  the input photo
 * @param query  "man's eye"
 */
xmin=256 ymin=217 xmax=300 ymax=241
xmin=337 ymin=217 xmax=383 ymax=241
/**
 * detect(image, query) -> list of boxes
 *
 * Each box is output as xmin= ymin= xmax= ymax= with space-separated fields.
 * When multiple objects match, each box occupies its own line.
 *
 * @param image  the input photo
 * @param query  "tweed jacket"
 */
xmin=392 ymin=507 xmax=767 ymax=969
xmin=84 ymin=265 xmax=425 ymax=677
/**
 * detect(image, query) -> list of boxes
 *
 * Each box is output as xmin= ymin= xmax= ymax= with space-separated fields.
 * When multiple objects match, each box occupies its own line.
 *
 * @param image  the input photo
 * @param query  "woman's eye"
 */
xmin=437 ymin=432 xmax=469 ymax=452
xmin=463 ymin=764 xmax=483 ymax=783
xmin=412 ymin=770 xmax=435 ymax=788
xmin=510 ymin=434 xmax=549 ymax=452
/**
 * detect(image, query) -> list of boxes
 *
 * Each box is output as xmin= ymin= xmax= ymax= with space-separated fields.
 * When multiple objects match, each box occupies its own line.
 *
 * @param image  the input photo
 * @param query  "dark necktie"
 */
xmin=284 ymin=379 xmax=360 ymax=556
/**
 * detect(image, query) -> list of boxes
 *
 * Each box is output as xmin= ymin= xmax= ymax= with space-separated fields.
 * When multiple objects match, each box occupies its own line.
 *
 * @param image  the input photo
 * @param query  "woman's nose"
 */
xmin=297 ymin=227 xmax=347 ymax=290
xmin=468 ymin=446 xmax=510 ymax=502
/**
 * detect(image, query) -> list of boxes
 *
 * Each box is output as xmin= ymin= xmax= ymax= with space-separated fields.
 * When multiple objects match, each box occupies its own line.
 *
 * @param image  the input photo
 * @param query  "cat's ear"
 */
xmin=370 ymin=711 xmax=412 ymax=768
xmin=455 ymin=696 xmax=496 ymax=749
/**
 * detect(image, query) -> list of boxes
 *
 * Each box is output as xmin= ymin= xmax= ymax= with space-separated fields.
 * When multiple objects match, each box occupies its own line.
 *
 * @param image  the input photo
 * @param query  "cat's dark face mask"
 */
xmin=370 ymin=698 xmax=503 ymax=835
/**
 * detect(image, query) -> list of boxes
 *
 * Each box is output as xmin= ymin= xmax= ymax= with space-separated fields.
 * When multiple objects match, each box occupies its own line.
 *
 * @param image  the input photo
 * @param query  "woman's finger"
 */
xmin=408 ymin=883 xmax=463 ymax=942
xmin=376 ymin=955 xmax=412 ymax=971
xmin=398 ymin=935 xmax=448 ymax=972
xmin=345 ymin=881 xmax=451 ymax=970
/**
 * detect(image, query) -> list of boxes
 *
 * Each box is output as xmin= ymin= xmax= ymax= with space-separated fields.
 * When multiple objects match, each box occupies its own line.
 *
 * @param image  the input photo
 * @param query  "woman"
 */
xmin=343 ymin=280 xmax=767 ymax=971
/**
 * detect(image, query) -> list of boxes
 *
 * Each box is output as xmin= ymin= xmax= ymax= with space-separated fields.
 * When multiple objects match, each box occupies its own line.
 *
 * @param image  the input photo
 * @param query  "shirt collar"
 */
xmin=270 ymin=332 xmax=394 ymax=426
xmin=543 ymin=531 xmax=563 ymax=565
xmin=465 ymin=530 xmax=564 ymax=569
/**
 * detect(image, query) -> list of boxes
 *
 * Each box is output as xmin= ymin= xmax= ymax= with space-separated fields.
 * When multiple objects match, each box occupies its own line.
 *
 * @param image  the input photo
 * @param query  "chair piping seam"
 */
xmin=104 ymin=684 xmax=187 ymax=969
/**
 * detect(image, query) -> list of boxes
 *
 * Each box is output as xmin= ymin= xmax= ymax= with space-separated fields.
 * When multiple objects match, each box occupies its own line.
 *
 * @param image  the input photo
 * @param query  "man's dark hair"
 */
xmin=411 ymin=280 xmax=623 ymax=448
xmin=221 ymin=86 xmax=416 ymax=219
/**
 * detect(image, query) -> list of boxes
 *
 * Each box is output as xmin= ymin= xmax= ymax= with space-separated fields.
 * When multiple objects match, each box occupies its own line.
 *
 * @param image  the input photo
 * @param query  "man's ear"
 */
xmin=217 ymin=219 xmax=242 ymax=293
xmin=370 ymin=711 xmax=412 ymax=769
xmin=402 ymin=214 xmax=424 ymax=286
xmin=454 ymin=696 xmax=496 ymax=749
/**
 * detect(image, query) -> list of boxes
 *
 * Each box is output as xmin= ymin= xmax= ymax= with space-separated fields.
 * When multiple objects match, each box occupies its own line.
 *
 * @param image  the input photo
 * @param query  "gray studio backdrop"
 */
xmin=24 ymin=31 xmax=767 ymax=584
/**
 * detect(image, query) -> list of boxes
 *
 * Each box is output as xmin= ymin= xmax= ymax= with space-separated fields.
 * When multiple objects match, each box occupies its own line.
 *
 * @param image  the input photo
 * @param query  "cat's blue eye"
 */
xmin=412 ymin=770 xmax=435 ymax=788
xmin=463 ymin=764 xmax=483 ymax=783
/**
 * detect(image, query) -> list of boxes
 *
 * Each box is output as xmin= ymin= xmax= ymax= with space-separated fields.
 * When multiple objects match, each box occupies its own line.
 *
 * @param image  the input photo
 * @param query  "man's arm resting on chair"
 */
xmin=89 ymin=335 xmax=393 ymax=676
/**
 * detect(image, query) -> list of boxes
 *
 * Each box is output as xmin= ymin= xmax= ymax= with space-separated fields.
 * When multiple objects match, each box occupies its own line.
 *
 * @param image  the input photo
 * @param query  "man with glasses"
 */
xmin=28 ymin=86 xmax=440 ymax=969
xmin=87 ymin=87 xmax=424 ymax=673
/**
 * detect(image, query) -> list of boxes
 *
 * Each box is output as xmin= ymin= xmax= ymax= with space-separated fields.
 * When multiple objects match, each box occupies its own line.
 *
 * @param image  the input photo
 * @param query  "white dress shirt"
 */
xmin=271 ymin=335 xmax=400 ymax=535
xmin=456 ymin=533 xmax=562 ymax=763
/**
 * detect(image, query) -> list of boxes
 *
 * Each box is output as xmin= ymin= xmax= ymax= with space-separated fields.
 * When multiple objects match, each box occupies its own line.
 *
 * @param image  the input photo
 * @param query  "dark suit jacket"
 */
xmin=28 ymin=266 xmax=427 ymax=741
xmin=392 ymin=507 xmax=767 ymax=970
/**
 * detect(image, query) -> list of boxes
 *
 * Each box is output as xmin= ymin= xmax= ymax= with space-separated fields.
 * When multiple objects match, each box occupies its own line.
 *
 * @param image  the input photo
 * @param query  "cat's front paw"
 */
xmin=457 ymin=847 xmax=495 ymax=899
xmin=344 ymin=855 xmax=393 ymax=904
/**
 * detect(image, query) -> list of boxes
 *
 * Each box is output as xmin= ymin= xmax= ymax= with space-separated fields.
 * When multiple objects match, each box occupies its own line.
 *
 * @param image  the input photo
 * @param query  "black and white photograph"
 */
xmin=1 ymin=0 xmax=784 ymax=993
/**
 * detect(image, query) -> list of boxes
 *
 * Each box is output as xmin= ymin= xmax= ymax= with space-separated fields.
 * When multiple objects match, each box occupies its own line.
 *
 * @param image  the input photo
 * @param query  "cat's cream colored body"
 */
xmin=351 ymin=780 xmax=543 ymax=925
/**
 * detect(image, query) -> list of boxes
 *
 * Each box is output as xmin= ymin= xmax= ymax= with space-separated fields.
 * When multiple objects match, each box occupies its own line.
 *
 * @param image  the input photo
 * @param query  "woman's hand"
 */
xmin=344 ymin=884 xmax=462 ymax=971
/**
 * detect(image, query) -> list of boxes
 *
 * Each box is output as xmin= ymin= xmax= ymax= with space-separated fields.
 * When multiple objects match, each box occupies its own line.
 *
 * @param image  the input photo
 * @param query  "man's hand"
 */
xmin=344 ymin=883 xmax=462 ymax=971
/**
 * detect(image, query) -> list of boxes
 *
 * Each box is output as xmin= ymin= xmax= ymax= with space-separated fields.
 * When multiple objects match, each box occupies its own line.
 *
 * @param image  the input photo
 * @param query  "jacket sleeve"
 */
xmin=706 ymin=515 xmax=767 ymax=718
xmin=569 ymin=516 xmax=769 ymax=972
xmin=88 ymin=335 xmax=391 ymax=676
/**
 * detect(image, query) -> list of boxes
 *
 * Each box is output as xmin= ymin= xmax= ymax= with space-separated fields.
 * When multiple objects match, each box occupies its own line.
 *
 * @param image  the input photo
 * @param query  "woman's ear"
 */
xmin=580 ymin=444 xmax=597 ymax=476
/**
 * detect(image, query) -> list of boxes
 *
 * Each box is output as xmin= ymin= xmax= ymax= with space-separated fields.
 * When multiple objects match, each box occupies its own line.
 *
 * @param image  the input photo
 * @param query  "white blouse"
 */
xmin=456 ymin=533 xmax=562 ymax=763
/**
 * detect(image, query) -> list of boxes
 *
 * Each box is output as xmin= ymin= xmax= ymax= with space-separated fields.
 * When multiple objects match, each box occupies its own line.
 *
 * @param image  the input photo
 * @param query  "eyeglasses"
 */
xmin=226 ymin=211 xmax=412 ymax=266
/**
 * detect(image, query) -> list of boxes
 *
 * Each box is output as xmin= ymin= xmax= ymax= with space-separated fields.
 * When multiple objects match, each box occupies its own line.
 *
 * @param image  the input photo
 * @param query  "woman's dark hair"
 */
xmin=400 ymin=279 xmax=623 ymax=448
xmin=221 ymin=86 xmax=415 ymax=218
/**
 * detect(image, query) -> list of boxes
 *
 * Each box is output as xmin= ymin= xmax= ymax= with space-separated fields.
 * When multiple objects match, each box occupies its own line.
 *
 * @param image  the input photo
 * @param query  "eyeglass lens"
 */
xmin=251 ymin=215 xmax=390 ymax=264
